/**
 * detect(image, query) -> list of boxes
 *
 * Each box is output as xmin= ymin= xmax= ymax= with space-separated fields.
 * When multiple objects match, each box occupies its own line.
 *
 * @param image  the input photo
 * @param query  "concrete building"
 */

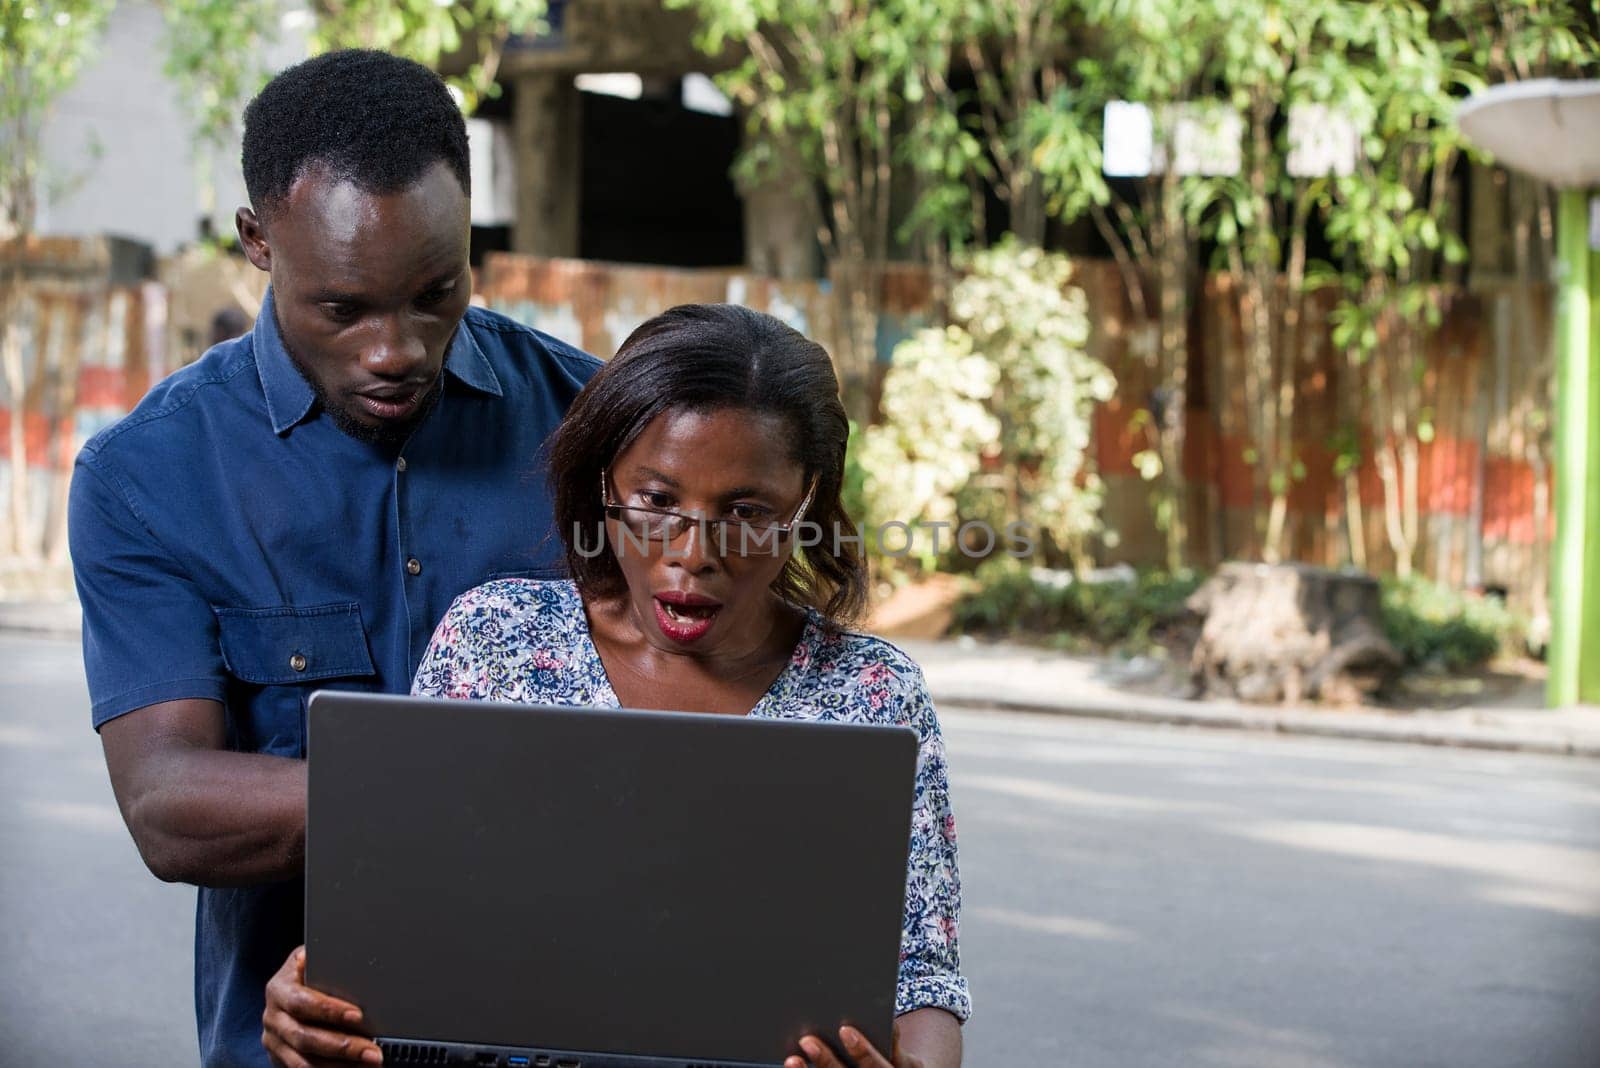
xmin=36 ymin=0 xmax=308 ymax=256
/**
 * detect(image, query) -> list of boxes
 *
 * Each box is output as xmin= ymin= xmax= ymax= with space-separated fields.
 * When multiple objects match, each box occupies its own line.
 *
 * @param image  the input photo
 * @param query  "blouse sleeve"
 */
xmin=893 ymin=665 xmax=973 ymax=1021
xmin=411 ymin=585 xmax=501 ymax=699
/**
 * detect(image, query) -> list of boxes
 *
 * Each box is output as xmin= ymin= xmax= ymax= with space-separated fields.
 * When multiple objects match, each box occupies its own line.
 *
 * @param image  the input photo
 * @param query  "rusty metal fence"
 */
xmin=0 ymin=246 xmax=1556 ymax=616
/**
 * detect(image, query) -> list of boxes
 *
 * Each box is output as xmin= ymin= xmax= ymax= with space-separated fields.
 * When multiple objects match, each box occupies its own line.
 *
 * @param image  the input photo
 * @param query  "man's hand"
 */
xmin=262 ymin=946 xmax=383 ymax=1068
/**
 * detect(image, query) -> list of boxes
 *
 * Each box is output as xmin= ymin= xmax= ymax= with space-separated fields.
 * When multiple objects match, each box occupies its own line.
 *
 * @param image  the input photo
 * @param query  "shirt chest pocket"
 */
xmin=215 ymin=603 xmax=378 ymax=758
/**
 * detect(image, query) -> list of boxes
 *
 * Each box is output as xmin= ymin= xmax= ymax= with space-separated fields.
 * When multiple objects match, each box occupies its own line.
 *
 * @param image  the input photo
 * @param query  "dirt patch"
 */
xmin=866 ymin=575 xmax=964 ymax=639
xmin=1377 ymin=658 xmax=1548 ymax=712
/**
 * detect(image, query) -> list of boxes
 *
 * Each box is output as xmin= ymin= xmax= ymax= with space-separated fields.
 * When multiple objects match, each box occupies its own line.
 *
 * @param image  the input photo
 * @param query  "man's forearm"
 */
xmin=121 ymin=744 xmax=307 ymax=887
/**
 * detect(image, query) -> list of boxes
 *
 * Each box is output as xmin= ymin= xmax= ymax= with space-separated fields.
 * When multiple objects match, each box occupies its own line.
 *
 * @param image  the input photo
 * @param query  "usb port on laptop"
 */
xmin=507 ymin=1058 xmax=530 ymax=1067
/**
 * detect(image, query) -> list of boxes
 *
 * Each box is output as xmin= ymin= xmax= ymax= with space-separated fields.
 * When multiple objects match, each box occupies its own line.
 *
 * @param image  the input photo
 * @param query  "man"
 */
xmin=68 ymin=50 xmax=598 ymax=1068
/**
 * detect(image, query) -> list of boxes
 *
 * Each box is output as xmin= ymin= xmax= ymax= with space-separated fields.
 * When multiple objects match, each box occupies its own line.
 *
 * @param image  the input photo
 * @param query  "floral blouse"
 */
xmin=412 ymin=578 xmax=972 ymax=1022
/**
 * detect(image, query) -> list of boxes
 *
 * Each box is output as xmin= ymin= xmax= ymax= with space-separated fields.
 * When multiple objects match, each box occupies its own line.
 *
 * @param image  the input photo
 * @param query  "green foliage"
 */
xmin=309 ymin=0 xmax=547 ymax=111
xmin=670 ymin=0 xmax=941 ymax=214
xmin=950 ymin=239 xmax=1113 ymax=553
xmin=148 ymin=0 xmax=548 ymax=247
xmin=0 ymin=0 xmax=113 ymax=235
xmin=1445 ymin=0 xmax=1599 ymax=81
xmin=160 ymin=0 xmax=548 ymax=173
xmin=1316 ymin=3 xmax=1600 ymax=366
xmin=853 ymin=324 xmax=1000 ymax=578
xmin=159 ymin=0 xmax=280 ymax=151
xmin=1024 ymin=86 xmax=1110 ymax=228
xmin=898 ymin=0 xmax=1081 ymax=250
xmin=667 ymin=0 xmax=958 ymax=403
xmin=958 ymin=559 xmax=1522 ymax=669
xmin=840 ymin=418 xmax=870 ymax=537
xmin=1011 ymin=0 xmax=1600 ymax=571
xmin=0 ymin=0 xmax=111 ymax=128
xmin=852 ymin=240 xmax=1110 ymax=580
xmin=951 ymin=556 xmax=1203 ymax=652
xmin=1028 ymin=0 xmax=1244 ymax=225
xmin=900 ymin=90 xmax=989 ymax=254
xmin=1380 ymin=575 xmax=1523 ymax=671
xmin=663 ymin=0 xmax=1600 ymax=580
xmin=1316 ymin=6 xmax=1475 ymax=279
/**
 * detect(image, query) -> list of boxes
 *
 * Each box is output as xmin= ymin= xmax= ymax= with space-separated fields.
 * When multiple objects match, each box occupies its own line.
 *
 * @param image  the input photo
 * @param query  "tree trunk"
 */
xmin=2 ymin=293 xmax=32 ymax=558
xmin=1187 ymin=562 xmax=1402 ymax=704
xmin=1154 ymin=172 xmax=1188 ymax=572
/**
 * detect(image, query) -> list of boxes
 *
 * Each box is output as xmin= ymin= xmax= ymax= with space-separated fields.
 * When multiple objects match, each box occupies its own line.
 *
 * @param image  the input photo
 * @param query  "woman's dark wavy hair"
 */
xmin=549 ymin=303 xmax=868 ymax=623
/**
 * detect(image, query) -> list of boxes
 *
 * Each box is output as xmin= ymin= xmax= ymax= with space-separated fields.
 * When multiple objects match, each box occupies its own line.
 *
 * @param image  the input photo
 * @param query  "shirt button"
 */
xmin=396 ymin=456 xmax=408 ymax=473
xmin=289 ymin=653 xmax=307 ymax=673
xmin=406 ymin=557 xmax=422 ymax=576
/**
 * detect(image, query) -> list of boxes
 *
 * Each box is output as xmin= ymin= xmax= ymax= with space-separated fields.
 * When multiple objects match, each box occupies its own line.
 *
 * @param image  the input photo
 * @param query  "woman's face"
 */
xmin=604 ymin=406 xmax=810 ymax=658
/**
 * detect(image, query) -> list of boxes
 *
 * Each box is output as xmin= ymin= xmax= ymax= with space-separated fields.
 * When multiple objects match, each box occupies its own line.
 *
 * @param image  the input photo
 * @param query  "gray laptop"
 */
xmin=304 ymin=690 xmax=919 ymax=1068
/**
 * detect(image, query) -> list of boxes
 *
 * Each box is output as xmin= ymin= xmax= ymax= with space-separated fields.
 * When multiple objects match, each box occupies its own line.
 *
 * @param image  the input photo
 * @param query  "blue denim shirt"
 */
xmin=68 ymin=289 xmax=599 ymax=1067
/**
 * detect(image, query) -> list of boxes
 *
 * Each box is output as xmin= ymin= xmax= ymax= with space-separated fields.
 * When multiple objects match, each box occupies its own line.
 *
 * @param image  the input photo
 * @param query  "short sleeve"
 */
xmin=894 ymin=668 xmax=973 ymax=1021
xmin=413 ymin=580 xmax=598 ymax=706
xmin=411 ymin=587 xmax=493 ymax=699
xmin=69 ymin=454 xmax=228 ymax=728
xmin=411 ymin=581 xmax=548 ymax=701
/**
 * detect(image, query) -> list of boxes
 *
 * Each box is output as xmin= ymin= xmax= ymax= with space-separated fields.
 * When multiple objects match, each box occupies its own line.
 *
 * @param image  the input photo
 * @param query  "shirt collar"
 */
xmin=253 ymin=289 xmax=504 ymax=436
xmin=252 ymin=288 xmax=317 ymax=435
xmin=441 ymin=308 xmax=504 ymax=398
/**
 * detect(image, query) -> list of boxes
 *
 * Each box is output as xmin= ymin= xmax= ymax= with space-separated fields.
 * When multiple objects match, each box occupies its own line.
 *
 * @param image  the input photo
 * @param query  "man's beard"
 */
xmin=282 ymin=336 xmax=443 ymax=448
xmin=315 ymin=373 xmax=443 ymax=448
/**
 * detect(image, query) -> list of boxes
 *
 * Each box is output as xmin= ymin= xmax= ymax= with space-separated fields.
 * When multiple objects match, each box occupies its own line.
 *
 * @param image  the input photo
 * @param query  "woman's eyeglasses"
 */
xmin=600 ymin=471 xmax=818 ymax=558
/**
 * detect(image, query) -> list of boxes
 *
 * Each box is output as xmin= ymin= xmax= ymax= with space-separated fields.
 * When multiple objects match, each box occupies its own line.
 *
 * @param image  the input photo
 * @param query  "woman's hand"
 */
xmin=785 ymin=1022 xmax=923 ymax=1068
xmin=262 ymin=945 xmax=384 ymax=1067
xmin=787 ymin=1008 xmax=962 ymax=1068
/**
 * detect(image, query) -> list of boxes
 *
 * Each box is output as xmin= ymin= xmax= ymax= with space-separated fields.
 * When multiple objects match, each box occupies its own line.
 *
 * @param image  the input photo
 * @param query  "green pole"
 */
xmin=1585 ymin=195 xmax=1600 ymax=705
xmin=1550 ymin=188 xmax=1596 ymax=706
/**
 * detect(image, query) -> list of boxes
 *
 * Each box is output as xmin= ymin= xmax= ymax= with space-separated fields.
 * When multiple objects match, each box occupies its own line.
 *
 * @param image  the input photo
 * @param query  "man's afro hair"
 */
xmin=242 ymin=49 xmax=470 ymax=215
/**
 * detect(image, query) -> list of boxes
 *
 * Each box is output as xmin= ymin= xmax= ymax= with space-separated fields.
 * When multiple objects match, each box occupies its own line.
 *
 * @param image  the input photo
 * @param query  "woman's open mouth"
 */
xmin=653 ymin=593 xmax=723 ymax=644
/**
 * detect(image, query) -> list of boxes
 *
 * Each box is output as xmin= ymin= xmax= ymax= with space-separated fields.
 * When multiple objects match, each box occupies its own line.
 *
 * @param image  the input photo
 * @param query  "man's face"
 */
xmin=237 ymin=160 xmax=473 ymax=445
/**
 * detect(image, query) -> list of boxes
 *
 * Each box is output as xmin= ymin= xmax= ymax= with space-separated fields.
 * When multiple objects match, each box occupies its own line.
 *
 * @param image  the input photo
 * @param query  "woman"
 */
xmin=263 ymin=304 xmax=970 ymax=1068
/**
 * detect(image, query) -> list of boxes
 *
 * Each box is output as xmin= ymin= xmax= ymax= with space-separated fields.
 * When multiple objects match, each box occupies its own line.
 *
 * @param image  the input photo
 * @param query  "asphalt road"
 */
xmin=3 ymin=635 xmax=1598 ymax=1067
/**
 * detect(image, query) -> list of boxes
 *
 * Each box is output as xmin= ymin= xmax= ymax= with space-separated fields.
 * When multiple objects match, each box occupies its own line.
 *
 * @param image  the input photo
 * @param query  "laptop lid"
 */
xmin=305 ymin=691 xmax=919 ymax=1068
